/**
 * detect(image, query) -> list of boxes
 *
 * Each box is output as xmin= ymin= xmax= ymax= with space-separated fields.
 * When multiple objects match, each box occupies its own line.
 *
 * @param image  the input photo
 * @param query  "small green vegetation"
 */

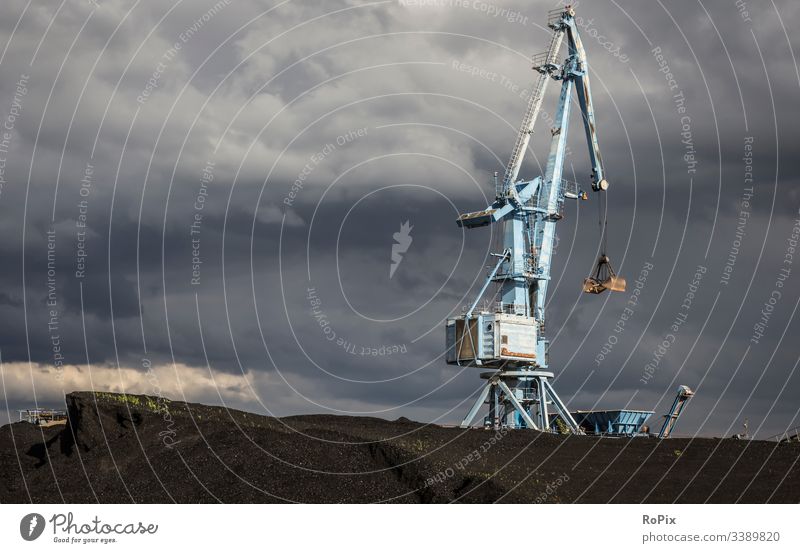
xmin=94 ymin=392 xmax=167 ymax=413
xmin=554 ymin=418 xmax=570 ymax=434
xmin=95 ymin=392 xmax=141 ymax=406
xmin=403 ymin=438 xmax=427 ymax=453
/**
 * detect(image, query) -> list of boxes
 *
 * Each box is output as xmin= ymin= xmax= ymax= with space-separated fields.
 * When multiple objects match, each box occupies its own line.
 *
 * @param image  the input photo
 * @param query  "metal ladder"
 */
xmin=499 ymin=28 xmax=565 ymax=198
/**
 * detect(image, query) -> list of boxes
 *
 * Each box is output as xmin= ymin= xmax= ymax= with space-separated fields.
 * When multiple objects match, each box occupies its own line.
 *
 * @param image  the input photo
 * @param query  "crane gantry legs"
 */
xmin=460 ymin=370 xmax=580 ymax=431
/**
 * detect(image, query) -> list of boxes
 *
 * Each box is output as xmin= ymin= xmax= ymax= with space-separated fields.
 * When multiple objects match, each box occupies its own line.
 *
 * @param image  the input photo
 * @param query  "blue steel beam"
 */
xmin=658 ymin=386 xmax=694 ymax=438
xmin=532 ymin=76 xmax=574 ymax=330
xmin=460 ymin=383 xmax=493 ymax=429
xmin=498 ymin=380 xmax=540 ymax=430
xmin=566 ymin=20 xmax=608 ymax=191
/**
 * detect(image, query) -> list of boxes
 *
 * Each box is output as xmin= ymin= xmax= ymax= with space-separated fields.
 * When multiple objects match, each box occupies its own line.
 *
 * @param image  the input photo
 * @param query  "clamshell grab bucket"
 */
xmin=583 ymin=255 xmax=626 ymax=294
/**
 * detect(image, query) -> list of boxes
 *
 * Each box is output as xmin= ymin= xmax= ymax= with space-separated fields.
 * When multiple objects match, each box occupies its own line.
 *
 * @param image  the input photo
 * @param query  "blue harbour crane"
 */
xmin=446 ymin=5 xmax=626 ymax=431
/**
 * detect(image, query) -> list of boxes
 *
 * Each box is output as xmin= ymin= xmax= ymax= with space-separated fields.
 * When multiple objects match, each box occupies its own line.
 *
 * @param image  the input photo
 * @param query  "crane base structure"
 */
xmin=461 ymin=370 xmax=577 ymax=431
xmin=446 ymin=5 xmax=625 ymax=433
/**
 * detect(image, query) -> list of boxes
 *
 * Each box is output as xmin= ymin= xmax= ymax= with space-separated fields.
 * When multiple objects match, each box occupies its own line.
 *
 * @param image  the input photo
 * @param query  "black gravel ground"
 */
xmin=1 ymin=391 xmax=799 ymax=503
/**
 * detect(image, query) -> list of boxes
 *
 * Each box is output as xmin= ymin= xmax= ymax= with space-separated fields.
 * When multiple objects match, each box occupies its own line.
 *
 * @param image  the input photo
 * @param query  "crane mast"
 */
xmin=445 ymin=6 xmax=623 ymax=431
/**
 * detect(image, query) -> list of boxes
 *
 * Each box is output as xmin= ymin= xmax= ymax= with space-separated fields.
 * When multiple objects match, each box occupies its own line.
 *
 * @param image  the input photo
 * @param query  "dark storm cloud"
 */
xmin=0 ymin=0 xmax=799 ymax=437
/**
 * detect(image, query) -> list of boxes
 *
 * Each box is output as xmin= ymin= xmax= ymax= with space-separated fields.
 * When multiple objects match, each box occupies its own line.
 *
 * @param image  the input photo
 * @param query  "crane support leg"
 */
xmin=540 ymin=377 xmax=581 ymax=432
xmin=460 ymin=383 xmax=493 ymax=428
xmin=498 ymin=380 xmax=540 ymax=430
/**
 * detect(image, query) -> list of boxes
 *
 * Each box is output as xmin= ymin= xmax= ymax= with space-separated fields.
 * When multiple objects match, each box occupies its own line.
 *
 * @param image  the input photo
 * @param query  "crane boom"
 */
xmin=501 ymin=28 xmax=564 ymax=197
xmin=569 ymin=21 xmax=608 ymax=192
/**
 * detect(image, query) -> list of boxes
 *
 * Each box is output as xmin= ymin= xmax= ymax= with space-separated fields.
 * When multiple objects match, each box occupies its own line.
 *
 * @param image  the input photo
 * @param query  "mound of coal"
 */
xmin=1 ymin=391 xmax=798 ymax=503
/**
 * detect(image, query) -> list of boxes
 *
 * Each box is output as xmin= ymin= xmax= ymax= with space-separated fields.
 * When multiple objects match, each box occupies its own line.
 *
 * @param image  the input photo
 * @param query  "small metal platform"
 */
xmin=18 ymin=408 xmax=67 ymax=426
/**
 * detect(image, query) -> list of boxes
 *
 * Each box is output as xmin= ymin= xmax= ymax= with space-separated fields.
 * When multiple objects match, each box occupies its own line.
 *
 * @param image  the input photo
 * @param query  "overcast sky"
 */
xmin=0 ymin=0 xmax=798 ymax=439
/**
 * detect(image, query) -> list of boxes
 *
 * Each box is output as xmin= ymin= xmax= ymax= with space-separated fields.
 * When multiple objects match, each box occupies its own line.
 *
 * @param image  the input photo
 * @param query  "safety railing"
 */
xmin=460 ymin=301 xmax=530 ymax=316
xmin=547 ymin=6 xmax=570 ymax=28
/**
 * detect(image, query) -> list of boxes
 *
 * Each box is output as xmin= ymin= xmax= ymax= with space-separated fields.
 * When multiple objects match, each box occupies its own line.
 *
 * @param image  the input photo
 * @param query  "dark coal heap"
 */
xmin=2 ymin=392 xmax=798 ymax=503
